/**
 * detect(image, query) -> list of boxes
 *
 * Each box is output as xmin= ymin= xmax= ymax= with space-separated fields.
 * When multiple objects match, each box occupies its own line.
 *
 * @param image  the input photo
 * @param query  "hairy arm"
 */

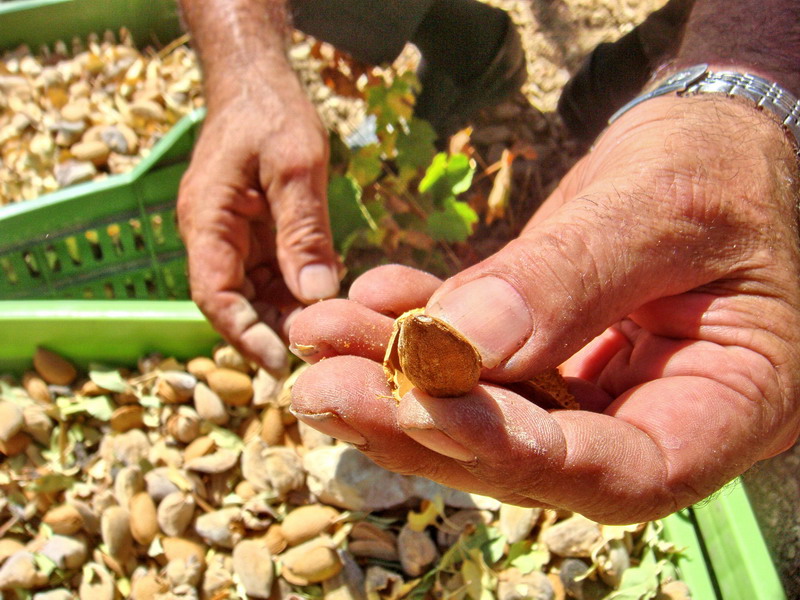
xmin=674 ymin=0 xmax=800 ymax=94
xmin=178 ymin=0 xmax=294 ymax=109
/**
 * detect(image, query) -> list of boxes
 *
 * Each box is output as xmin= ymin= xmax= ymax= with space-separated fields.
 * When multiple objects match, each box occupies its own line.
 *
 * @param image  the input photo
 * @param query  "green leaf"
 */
xmin=605 ymin=551 xmax=663 ymax=600
xmin=505 ymin=541 xmax=550 ymax=574
xmin=419 ymin=153 xmax=474 ymax=206
xmin=408 ymin=496 xmax=445 ymax=532
xmin=366 ymin=72 xmax=418 ymax=128
xmin=88 ymin=366 xmax=129 ymax=393
xmin=30 ymin=473 xmax=75 ymax=493
xmin=328 ymin=175 xmax=376 ymax=252
xmin=56 ymin=395 xmax=115 ymax=421
xmin=208 ymin=425 xmax=245 ymax=452
xmin=396 ymin=117 xmax=437 ymax=171
xmin=427 ymin=197 xmax=479 ymax=243
xmin=348 ymin=143 xmax=383 ymax=187
xmin=33 ymin=553 xmax=57 ymax=577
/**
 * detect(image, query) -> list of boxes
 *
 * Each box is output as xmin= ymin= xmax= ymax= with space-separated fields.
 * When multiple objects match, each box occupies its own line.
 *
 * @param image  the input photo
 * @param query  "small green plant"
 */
xmin=326 ymin=71 xmax=479 ymax=282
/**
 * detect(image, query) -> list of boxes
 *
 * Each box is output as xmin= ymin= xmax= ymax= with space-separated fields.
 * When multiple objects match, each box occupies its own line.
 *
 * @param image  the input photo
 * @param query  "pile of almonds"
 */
xmin=0 ymin=29 xmax=203 ymax=204
xmin=0 ymin=345 xmax=692 ymax=600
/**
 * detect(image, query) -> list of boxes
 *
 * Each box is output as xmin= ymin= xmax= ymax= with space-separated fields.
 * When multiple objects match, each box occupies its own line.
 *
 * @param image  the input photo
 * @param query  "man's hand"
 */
xmin=288 ymin=94 xmax=800 ymax=523
xmin=177 ymin=0 xmax=340 ymax=371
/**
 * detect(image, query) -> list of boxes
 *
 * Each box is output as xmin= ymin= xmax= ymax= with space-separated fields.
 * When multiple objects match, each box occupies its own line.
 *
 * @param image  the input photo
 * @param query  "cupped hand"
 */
xmin=289 ymin=94 xmax=800 ymax=523
xmin=177 ymin=70 xmax=340 ymax=373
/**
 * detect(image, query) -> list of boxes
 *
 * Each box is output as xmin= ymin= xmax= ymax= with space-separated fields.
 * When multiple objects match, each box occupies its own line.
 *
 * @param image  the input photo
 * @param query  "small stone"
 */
xmin=232 ymin=538 xmax=274 ymax=599
xmin=541 ymin=516 xmax=602 ymax=557
xmin=0 ymin=551 xmax=47 ymax=589
xmin=33 ymin=347 xmax=77 ymax=385
xmin=241 ymin=440 xmax=304 ymax=498
xmin=157 ymin=492 xmax=196 ymax=537
xmin=39 ymin=535 xmax=88 ymax=569
xmin=281 ymin=504 xmax=340 ymax=546
xmin=193 ymin=382 xmax=229 ymax=425
xmin=304 ymin=446 xmax=413 ymax=511
xmin=0 ymin=401 xmax=24 ymax=442
xmin=207 ymin=368 xmax=253 ymax=406
xmin=194 ymin=507 xmax=242 ymax=548
xmin=100 ymin=505 xmax=132 ymax=558
xmin=397 ymin=525 xmax=438 ymax=577
xmin=100 ymin=123 xmax=137 ymax=154
xmin=42 ymin=503 xmax=84 ymax=535
xmin=55 ymin=159 xmax=96 ymax=188
xmin=129 ymin=492 xmax=159 ymax=546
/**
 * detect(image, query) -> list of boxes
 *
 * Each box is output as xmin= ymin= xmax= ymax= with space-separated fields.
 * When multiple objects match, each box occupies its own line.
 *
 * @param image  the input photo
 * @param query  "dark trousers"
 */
xmin=290 ymin=0 xmax=434 ymax=65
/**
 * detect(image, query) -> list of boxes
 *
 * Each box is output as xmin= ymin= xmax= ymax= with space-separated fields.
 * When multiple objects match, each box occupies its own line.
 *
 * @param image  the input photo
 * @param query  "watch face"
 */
xmin=665 ymin=63 xmax=709 ymax=88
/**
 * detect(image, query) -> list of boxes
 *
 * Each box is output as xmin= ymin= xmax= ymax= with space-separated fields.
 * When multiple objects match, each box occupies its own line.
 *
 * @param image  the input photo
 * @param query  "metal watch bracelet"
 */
xmin=608 ymin=63 xmax=800 ymax=149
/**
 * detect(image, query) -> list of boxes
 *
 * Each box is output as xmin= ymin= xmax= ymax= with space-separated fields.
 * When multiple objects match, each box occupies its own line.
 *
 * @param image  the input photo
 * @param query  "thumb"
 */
xmin=425 ymin=161 xmax=732 ymax=382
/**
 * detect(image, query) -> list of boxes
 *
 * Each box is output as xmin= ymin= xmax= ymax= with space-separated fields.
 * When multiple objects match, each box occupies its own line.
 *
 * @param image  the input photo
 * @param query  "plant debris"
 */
xmin=0 ymin=346 xmax=691 ymax=599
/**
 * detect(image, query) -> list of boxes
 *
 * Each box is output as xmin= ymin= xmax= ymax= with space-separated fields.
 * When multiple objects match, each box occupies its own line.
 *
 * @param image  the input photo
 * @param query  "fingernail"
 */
xmin=404 ymin=427 xmax=477 ymax=462
xmin=427 ymin=276 xmax=531 ymax=368
xmin=299 ymin=264 xmax=340 ymax=301
xmin=291 ymin=411 xmax=367 ymax=445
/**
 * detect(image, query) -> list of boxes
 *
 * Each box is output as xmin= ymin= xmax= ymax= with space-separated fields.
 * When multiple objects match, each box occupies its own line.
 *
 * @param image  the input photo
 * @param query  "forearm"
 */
xmin=178 ymin=0 xmax=295 ymax=109
xmin=675 ymin=0 xmax=800 ymax=94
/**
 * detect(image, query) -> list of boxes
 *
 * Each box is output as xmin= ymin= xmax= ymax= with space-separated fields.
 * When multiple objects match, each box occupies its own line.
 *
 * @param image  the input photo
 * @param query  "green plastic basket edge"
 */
xmin=692 ymin=480 xmax=786 ymax=600
xmin=0 ymin=300 xmax=220 ymax=371
xmin=0 ymin=107 xmax=204 ymax=227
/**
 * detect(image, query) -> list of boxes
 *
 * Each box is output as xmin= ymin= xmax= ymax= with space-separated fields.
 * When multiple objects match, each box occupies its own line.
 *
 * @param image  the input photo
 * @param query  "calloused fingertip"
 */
xmin=298 ymin=263 xmax=340 ymax=301
xmin=239 ymin=321 xmax=290 ymax=376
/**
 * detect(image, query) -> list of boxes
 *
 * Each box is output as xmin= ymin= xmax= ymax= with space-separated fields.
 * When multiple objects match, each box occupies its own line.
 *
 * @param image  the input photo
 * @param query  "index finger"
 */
xmin=179 ymin=183 xmax=289 ymax=374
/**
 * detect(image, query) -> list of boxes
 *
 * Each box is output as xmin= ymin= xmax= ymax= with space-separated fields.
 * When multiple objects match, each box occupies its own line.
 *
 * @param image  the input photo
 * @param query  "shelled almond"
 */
xmin=0 ymin=344 xmax=690 ymax=599
xmin=0 ymin=29 xmax=203 ymax=204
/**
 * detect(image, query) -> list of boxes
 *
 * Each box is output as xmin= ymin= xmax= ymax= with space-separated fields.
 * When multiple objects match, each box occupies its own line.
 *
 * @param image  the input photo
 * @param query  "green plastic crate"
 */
xmin=0 ymin=0 xmax=201 ymax=300
xmin=0 ymin=300 xmax=786 ymax=599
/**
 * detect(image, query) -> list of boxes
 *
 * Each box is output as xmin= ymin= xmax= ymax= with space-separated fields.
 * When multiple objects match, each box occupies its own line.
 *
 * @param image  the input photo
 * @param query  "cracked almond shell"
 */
xmin=384 ymin=309 xmax=482 ymax=398
xmin=384 ymin=309 xmax=577 ymax=408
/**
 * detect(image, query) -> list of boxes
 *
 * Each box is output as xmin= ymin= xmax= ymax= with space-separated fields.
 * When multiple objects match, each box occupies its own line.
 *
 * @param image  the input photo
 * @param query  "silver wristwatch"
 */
xmin=609 ymin=63 xmax=800 ymax=148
